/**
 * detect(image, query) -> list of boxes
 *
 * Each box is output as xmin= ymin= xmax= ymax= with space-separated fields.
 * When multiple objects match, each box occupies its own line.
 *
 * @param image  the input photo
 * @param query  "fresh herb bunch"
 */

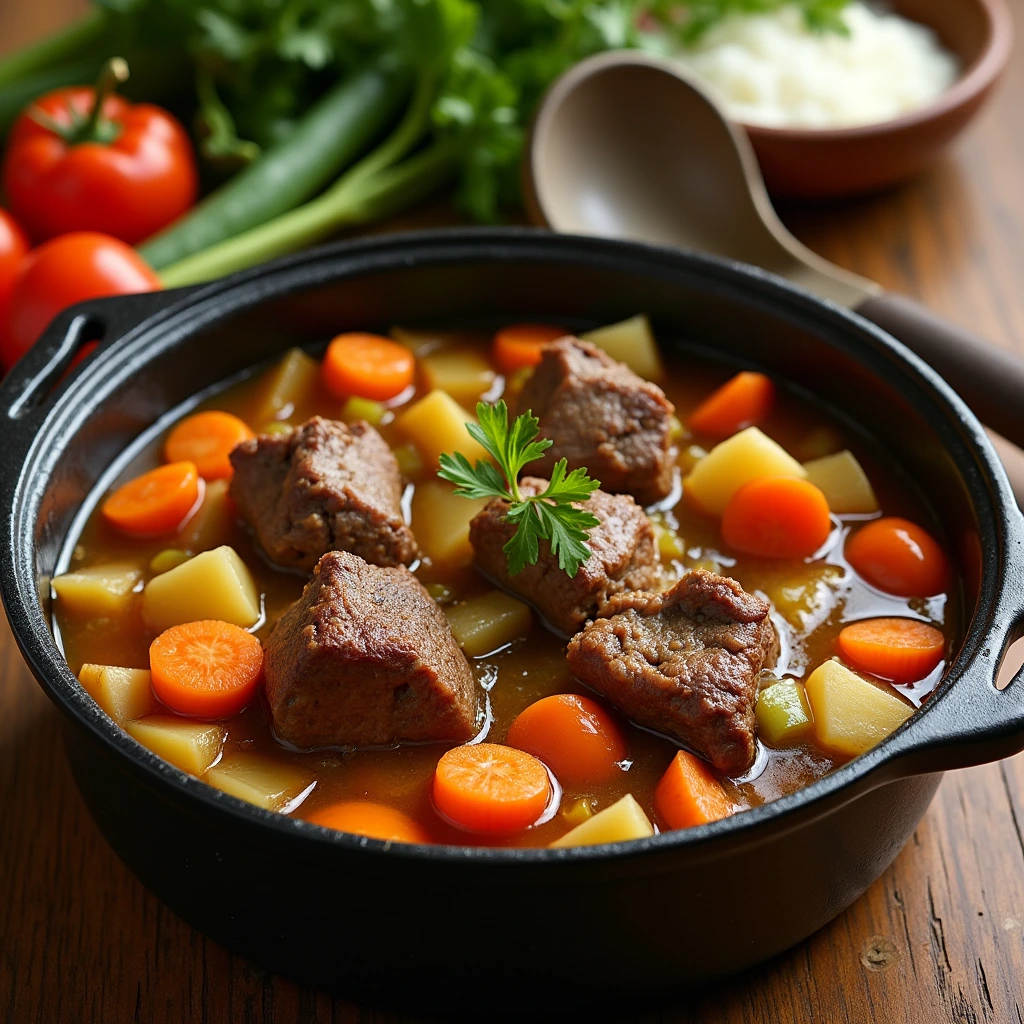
xmin=439 ymin=401 xmax=601 ymax=578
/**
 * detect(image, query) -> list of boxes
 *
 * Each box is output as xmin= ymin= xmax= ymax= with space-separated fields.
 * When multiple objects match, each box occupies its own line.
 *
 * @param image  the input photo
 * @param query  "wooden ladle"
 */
xmin=525 ymin=51 xmax=1024 ymax=465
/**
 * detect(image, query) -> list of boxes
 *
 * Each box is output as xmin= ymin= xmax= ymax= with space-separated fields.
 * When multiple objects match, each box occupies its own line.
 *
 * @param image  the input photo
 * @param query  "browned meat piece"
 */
xmin=515 ymin=338 xmax=675 ymax=506
xmin=264 ymin=551 xmax=478 ymax=749
xmin=229 ymin=416 xmax=417 ymax=572
xmin=469 ymin=477 xmax=657 ymax=636
xmin=566 ymin=570 xmax=778 ymax=776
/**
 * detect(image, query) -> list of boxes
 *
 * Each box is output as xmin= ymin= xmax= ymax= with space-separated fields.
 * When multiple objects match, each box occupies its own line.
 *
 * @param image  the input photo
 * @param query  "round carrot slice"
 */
xmin=688 ymin=371 xmax=775 ymax=437
xmin=307 ymin=801 xmax=430 ymax=844
xmin=492 ymin=324 xmax=566 ymax=375
xmin=845 ymin=517 xmax=949 ymax=597
xmin=321 ymin=332 xmax=415 ymax=401
xmin=165 ymin=410 xmax=254 ymax=481
xmin=433 ymin=742 xmax=552 ymax=835
xmin=721 ymin=476 xmax=832 ymax=559
xmin=838 ymin=617 xmax=945 ymax=683
xmin=102 ymin=461 xmax=201 ymax=538
xmin=150 ymin=620 xmax=264 ymax=718
xmin=505 ymin=693 xmax=627 ymax=787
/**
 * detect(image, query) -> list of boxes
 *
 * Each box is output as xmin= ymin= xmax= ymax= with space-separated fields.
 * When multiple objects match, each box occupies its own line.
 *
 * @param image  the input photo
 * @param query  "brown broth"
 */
xmin=53 ymin=332 xmax=960 ymax=847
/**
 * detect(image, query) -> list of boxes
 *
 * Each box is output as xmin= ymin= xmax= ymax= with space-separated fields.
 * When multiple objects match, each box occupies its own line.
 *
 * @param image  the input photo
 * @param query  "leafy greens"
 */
xmin=438 ymin=401 xmax=601 ymax=578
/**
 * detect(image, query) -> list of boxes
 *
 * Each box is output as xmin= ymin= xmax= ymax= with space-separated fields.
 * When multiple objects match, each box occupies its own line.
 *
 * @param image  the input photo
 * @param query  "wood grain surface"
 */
xmin=3 ymin=3 xmax=1024 ymax=1022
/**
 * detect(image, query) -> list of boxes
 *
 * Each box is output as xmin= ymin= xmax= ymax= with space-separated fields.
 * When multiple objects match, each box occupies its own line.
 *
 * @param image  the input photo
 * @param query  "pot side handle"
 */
xmin=1 ymin=286 xmax=201 ymax=428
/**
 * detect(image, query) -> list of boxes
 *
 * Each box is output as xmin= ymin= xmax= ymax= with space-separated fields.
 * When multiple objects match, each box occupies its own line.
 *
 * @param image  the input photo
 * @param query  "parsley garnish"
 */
xmin=438 ymin=401 xmax=601 ymax=578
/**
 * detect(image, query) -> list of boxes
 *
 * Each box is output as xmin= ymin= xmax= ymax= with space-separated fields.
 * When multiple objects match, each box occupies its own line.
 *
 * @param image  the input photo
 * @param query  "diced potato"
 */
xmin=396 ymin=389 xmax=488 ymax=469
xmin=760 ymin=564 xmax=846 ymax=630
xmin=684 ymin=426 xmax=806 ymax=515
xmin=756 ymin=679 xmax=813 ymax=747
xmin=204 ymin=752 xmax=312 ymax=811
xmin=52 ymin=563 xmax=142 ymax=617
xmin=253 ymin=347 xmax=319 ymax=423
xmin=411 ymin=480 xmax=488 ymax=567
xmin=341 ymin=395 xmax=386 ymax=427
xmin=803 ymin=450 xmax=879 ymax=515
xmin=653 ymin=522 xmax=686 ymax=561
xmin=445 ymin=591 xmax=532 ymax=657
xmin=79 ymin=664 xmax=157 ymax=723
xmin=142 ymin=545 xmax=261 ymax=632
xmin=420 ymin=350 xmax=496 ymax=407
xmin=550 ymin=794 xmax=654 ymax=848
xmin=804 ymin=660 xmax=913 ymax=758
xmin=178 ymin=479 xmax=233 ymax=552
xmin=582 ymin=314 xmax=664 ymax=382
xmin=126 ymin=715 xmax=225 ymax=774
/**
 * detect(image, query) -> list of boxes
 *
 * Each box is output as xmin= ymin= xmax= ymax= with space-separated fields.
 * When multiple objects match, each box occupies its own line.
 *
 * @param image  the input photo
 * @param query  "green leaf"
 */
xmin=503 ymin=502 xmax=544 ymax=576
xmin=534 ymin=500 xmax=600 ymax=577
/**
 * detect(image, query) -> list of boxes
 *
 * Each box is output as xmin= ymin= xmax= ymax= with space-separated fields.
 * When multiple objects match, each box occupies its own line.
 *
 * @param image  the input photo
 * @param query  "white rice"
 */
xmin=672 ymin=3 xmax=959 ymax=129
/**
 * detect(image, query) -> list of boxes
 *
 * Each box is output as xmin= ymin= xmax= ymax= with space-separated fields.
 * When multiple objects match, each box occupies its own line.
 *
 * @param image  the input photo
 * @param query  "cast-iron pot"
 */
xmin=3 ymin=229 xmax=1024 ymax=999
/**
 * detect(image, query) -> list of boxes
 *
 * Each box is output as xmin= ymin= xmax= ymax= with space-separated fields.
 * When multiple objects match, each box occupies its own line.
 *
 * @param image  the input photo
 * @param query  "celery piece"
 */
xmin=756 ymin=679 xmax=813 ymax=747
xmin=341 ymin=395 xmax=386 ymax=427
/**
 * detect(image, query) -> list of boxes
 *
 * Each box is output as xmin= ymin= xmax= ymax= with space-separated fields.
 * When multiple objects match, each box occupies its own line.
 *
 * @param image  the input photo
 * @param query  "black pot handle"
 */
xmin=1 ymin=286 xmax=200 ymax=429
xmin=878 ymin=559 xmax=1024 ymax=778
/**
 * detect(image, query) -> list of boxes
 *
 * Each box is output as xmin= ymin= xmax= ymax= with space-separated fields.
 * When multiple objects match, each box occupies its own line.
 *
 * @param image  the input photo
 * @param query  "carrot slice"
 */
xmin=102 ymin=461 xmax=202 ymax=538
xmin=845 ymin=517 xmax=950 ymax=597
xmin=505 ymin=693 xmax=627 ymax=787
xmin=321 ymin=332 xmax=415 ymax=401
xmin=492 ymin=324 xmax=567 ymax=375
xmin=688 ymin=371 xmax=775 ymax=437
xmin=433 ymin=742 xmax=552 ymax=834
xmin=721 ymin=476 xmax=831 ymax=559
xmin=164 ymin=410 xmax=254 ymax=481
xmin=838 ymin=618 xmax=945 ymax=683
xmin=150 ymin=620 xmax=264 ymax=718
xmin=654 ymin=750 xmax=733 ymax=831
xmin=307 ymin=801 xmax=430 ymax=844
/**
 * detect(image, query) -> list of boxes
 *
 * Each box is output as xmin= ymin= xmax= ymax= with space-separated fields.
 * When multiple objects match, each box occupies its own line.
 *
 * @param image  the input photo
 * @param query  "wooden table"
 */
xmin=3 ymin=4 xmax=1024 ymax=1022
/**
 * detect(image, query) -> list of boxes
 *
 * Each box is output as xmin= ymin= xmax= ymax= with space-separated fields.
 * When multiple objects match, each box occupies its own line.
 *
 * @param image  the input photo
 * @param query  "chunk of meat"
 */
xmin=566 ymin=570 xmax=778 ymax=776
xmin=229 ymin=416 xmax=417 ymax=572
xmin=515 ymin=338 xmax=675 ymax=506
xmin=469 ymin=477 xmax=657 ymax=636
xmin=263 ymin=551 xmax=478 ymax=749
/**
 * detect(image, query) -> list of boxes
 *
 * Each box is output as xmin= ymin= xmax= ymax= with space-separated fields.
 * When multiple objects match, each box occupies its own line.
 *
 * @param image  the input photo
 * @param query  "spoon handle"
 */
xmin=857 ymin=291 xmax=1024 ymax=449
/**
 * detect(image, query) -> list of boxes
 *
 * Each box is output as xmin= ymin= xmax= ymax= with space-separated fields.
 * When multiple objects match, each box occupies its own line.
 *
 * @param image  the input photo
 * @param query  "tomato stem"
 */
xmin=81 ymin=57 xmax=129 ymax=143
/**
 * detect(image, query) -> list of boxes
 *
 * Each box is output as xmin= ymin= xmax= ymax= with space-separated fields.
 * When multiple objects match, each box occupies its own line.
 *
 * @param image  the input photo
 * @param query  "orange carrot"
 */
xmin=102 ymin=461 xmax=202 ymax=538
xmin=688 ymin=371 xmax=775 ymax=437
xmin=433 ymin=742 xmax=552 ymax=835
xmin=721 ymin=476 xmax=832 ymax=559
xmin=845 ymin=517 xmax=949 ymax=597
xmin=150 ymin=620 xmax=264 ymax=718
xmin=321 ymin=332 xmax=415 ymax=401
xmin=505 ymin=693 xmax=627 ymax=788
xmin=654 ymin=750 xmax=733 ymax=831
xmin=492 ymin=324 xmax=567 ymax=375
xmin=838 ymin=618 xmax=945 ymax=683
xmin=164 ymin=410 xmax=254 ymax=481
xmin=307 ymin=801 xmax=430 ymax=844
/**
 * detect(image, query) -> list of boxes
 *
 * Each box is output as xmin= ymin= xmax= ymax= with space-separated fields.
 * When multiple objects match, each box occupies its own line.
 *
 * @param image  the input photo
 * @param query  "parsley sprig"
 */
xmin=438 ymin=401 xmax=601 ymax=578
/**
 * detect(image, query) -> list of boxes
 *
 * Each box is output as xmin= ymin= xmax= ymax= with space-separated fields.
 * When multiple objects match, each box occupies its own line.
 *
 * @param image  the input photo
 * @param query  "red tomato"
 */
xmin=2 ymin=232 xmax=161 ymax=368
xmin=2 ymin=62 xmax=197 ymax=245
xmin=0 ymin=208 xmax=30 ymax=345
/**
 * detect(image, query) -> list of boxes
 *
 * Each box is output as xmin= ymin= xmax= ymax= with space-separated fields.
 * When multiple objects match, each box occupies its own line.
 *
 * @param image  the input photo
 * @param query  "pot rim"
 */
xmin=3 ymin=227 xmax=1022 ymax=866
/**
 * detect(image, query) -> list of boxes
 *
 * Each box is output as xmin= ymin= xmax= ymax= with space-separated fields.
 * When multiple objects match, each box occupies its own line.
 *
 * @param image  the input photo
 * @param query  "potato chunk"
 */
xmin=550 ymin=794 xmax=654 ymax=847
xmin=582 ymin=314 xmax=663 ymax=382
xmin=126 ymin=715 xmax=225 ymax=774
xmin=756 ymin=679 xmax=813 ymax=747
xmin=78 ymin=664 xmax=157 ymax=723
xmin=411 ymin=480 xmax=488 ymax=567
xmin=179 ymin=478 xmax=233 ymax=552
xmin=52 ymin=563 xmax=142 ymax=618
xmin=804 ymin=660 xmax=912 ymax=758
xmin=803 ymin=450 xmax=879 ymax=515
xmin=205 ymin=753 xmax=312 ymax=811
xmin=142 ymin=545 xmax=261 ymax=632
xmin=445 ymin=591 xmax=532 ymax=657
xmin=684 ymin=426 xmax=806 ymax=515
xmin=253 ymin=347 xmax=319 ymax=424
xmin=420 ymin=350 xmax=496 ymax=407
xmin=396 ymin=389 xmax=487 ymax=469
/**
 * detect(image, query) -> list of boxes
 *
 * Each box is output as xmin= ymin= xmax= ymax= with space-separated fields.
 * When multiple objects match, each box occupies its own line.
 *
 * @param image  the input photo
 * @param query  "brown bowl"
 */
xmin=744 ymin=0 xmax=1013 ymax=198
